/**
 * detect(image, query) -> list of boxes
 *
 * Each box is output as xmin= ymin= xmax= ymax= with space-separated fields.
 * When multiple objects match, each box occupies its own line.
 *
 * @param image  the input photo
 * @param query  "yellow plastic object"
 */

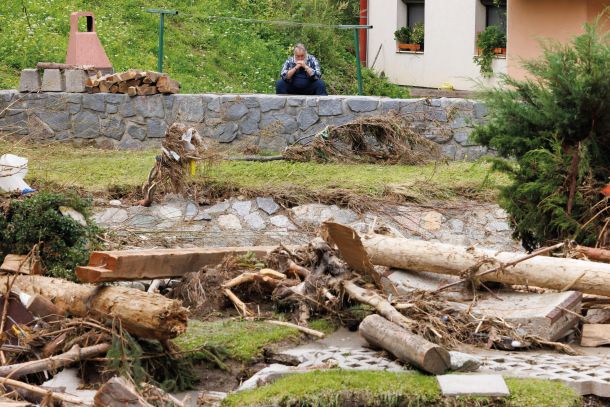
xmin=439 ymin=82 xmax=455 ymax=91
xmin=189 ymin=160 xmax=196 ymax=176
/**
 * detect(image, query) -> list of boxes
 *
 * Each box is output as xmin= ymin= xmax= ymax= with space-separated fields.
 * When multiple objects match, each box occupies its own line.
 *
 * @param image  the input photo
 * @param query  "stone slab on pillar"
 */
xmin=41 ymin=69 xmax=65 ymax=92
xmin=65 ymin=69 xmax=87 ymax=93
xmin=19 ymin=69 xmax=41 ymax=92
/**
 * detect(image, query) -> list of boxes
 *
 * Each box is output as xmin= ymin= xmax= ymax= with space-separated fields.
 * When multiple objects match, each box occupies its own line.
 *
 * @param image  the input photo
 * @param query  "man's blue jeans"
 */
xmin=276 ymin=79 xmax=328 ymax=96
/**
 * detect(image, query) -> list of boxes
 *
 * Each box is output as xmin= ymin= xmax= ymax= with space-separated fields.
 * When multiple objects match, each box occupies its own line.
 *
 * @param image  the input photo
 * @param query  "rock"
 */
xmin=297 ymin=108 xmax=319 ymax=130
xmin=225 ymin=103 xmax=249 ymax=121
xmin=486 ymin=220 xmax=510 ymax=232
xmin=134 ymin=95 xmax=165 ymax=118
xmin=218 ymin=214 xmax=242 ymax=230
xmin=269 ymin=215 xmax=297 ymax=230
xmin=105 ymin=94 xmax=125 ymax=104
xmin=101 ymin=116 xmax=125 ymax=140
xmin=256 ymin=197 xmax=280 ymax=215
xmin=117 ymin=281 xmax=147 ymax=291
xmin=127 ymin=213 xmax=158 ymax=228
xmin=213 ymin=123 xmax=238 ymax=143
xmin=120 ymin=99 xmax=136 ymax=117
xmin=118 ymin=137 xmax=143 ymax=150
xmin=447 ymin=219 xmax=464 ymax=233
xmin=259 ymin=96 xmax=286 ymax=112
xmin=261 ymin=112 xmax=297 ymax=134
xmin=318 ymin=98 xmax=343 ymax=116
xmin=64 ymin=69 xmax=87 ymax=93
xmin=244 ymin=212 xmax=266 ymax=230
xmin=172 ymin=95 xmax=204 ymax=122
xmin=346 ymin=98 xmax=379 ymax=113
xmin=154 ymin=204 xmax=183 ymax=220
xmin=109 ymin=199 xmax=122 ymax=207
xmin=380 ymin=99 xmax=401 ymax=113
xmin=193 ymin=212 xmax=212 ymax=221
xmin=421 ymin=211 xmax=445 ymax=231
xmin=146 ymin=118 xmax=167 ymax=138
xmin=72 ymin=110 xmax=100 ymax=138
xmin=59 ymin=206 xmax=87 ymax=226
xmin=41 ymin=69 xmax=65 ymax=92
xmin=449 ymin=351 xmax=481 ymax=372
xmin=82 ymin=94 xmax=106 ymax=112
xmin=291 ymin=204 xmax=357 ymax=227
xmin=94 ymin=207 xmax=129 ymax=225
xmin=232 ymin=200 xmax=252 ymax=217
xmin=126 ymin=122 xmax=146 ymax=141
xmin=474 ymin=102 xmax=488 ymax=119
xmin=35 ymin=111 xmax=70 ymax=132
xmin=206 ymin=201 xmax=230 ymax=214
xmin=19 ymin=69 xmax=41 ymax=92
xmin=184 ymin=202 xmax=199 ymax=220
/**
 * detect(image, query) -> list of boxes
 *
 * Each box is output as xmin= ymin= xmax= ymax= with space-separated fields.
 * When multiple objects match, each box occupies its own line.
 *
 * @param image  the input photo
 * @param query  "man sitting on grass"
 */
xmin=276 ymin=44 xmax=328 ymax=96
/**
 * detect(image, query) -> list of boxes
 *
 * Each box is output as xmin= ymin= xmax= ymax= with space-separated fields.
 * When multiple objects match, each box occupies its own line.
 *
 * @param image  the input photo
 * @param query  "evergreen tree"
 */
xmin=473 ymin=16 xmax=610 ymax=251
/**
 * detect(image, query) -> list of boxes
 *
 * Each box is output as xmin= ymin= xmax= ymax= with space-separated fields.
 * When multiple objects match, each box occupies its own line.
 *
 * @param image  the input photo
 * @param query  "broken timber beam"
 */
xmin=0 ymin=275 xmax=187 ymax=340
xmin=361 ymin=234 xmax=610 ymax=297
xmin=77 ymin=246 xmax=296 ymax=283
xmin=0 ymin=255 xmax=42 ymax=275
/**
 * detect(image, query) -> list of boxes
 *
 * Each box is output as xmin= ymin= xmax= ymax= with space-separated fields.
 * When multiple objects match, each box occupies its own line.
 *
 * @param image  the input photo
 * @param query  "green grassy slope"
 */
xmin=0 ymin=0 xmax=407 ymax=97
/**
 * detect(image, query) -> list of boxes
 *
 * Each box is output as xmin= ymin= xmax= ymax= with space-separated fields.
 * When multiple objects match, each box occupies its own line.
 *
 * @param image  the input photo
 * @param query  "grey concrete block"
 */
xmin=318 ymin=98 xmax=343 ymax=116
xmin=19 ymin=69 xmax=41 ymax=92
xmin=41 ymin=69 xmax=65 ymax=92
xmin=64 ymin=70 xmax=87 ymax=93
xmin=346 ymin=97 xmax=379 ymax=112
xmin=437 ymin=374 xmax=509 ymax=397
xmin=82 ymin=94 xmax=106 ymax=112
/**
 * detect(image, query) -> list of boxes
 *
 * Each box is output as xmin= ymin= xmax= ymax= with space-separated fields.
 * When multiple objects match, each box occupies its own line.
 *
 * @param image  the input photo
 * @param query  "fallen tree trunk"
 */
xmin=361 ymin=235 xmax=610 ymax=297
xmin=0 ymin=275 xmax=187 ymax=340
xmin=359 ymin=314 xmax=450 ymax=375
xmin=0 ymin=343 xmax=110 ymax=379
xmin=576 ymin=245 xmax=610 ymax=263
xmin=77 ymin=246 xmax=290 ymax=282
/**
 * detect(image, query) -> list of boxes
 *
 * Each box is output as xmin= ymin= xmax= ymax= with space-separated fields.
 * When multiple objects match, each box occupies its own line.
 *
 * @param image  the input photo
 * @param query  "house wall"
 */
xmin=367 ymin=0 xmax=506 ymax=91
xmin=507 ymin=0 xmax=608 ymax=79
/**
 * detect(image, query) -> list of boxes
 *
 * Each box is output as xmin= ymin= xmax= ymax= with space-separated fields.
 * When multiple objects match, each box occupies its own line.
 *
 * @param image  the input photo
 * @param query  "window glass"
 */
xmin=407 ymin=4 xmax=425 ymax=27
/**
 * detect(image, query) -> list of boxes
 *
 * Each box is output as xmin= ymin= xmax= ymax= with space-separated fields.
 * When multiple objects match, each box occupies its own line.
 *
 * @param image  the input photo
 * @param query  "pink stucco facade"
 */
xmin=507 ymin=0 xmax=608 ymax=79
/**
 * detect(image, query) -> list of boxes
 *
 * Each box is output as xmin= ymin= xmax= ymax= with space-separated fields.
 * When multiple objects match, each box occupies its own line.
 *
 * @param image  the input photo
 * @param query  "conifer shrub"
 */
xmin=473 ymin=18 xmax=610 ymax=251
xmin=0 ymin=192 xmax=101 ymax=280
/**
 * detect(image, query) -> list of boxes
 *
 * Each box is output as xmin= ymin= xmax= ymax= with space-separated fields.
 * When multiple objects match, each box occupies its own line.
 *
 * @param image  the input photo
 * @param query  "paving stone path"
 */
xmin=93 ymin=195 xmax=521 ymax=252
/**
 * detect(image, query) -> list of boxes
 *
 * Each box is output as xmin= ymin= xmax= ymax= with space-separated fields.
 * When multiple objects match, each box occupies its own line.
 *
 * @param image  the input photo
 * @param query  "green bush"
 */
xmin=0 ymin=192 xmax=102 ymax=280
xmin=394 ymin=26 xmax=411 ymax=43
xmin=410 ymin=23 xmax=425 ymax=47
xmin=472 ymin=17 xmax=610 ymax=251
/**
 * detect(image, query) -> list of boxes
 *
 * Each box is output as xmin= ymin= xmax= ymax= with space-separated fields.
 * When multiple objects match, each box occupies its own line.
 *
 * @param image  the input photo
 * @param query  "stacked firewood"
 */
xmin=85 ymin=69 xmax=180 ymax=96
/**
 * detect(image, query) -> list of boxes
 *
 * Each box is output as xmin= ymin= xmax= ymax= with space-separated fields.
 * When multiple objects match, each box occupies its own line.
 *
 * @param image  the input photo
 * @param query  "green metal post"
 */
xmin=353 ymin=28 xmax=363 ymax=96
xmin=158 ymin=13 xmax=165 ymax=72
xmin=147 ymin=9 xmax=178 ymax=73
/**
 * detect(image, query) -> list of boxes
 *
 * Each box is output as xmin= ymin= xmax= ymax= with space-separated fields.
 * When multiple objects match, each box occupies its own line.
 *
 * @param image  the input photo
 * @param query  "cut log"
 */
xmin=136 ymin=84 xmax=157 ymax=96
xmin=343 ymin=280 xmax=415 ymax=331
xmin=0 ymin=343 xmax=110 ymax=378
xmin=94 ymin=376 xmax=153 ymax=407
xmin=576 ymin=246 xmax=610 ymax=263
xmin=127 ymin=86 xmax=137 ymax=97
xmin=359 ymin=314 xmax=450 ymax=375
xmin=77 ymin=246 xmax=287 ymax=282
xmin=98 ymin=80 xmax=112 ymax=93
xmin=0 ymin=275 xmax=187 ymax=340
xmin=143 ymin=71 xmax=161 ymax=84
xmin=156 ymin=75 xmax=180 ymax=94
xmin=265 ymin=320 xmax=325 ymax=338
xmin=118 ymin=81 xmax=129 ymax=94
xmin=0 ymin=377 xmax=86 ymax=405
xmin=361 ymin=234 xmax=610 ymax=297
xmin=581 ymin=324 xmax=610 ymax=347
xmin=0 ymin=255 xmax=42 ymax=275
xmin=24 ymin=293 xmax=62 ymax=321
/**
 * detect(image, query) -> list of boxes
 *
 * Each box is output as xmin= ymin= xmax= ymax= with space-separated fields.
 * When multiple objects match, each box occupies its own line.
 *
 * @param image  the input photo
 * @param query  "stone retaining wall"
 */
xmin=0 ymin=90 xmax=489 ymax=158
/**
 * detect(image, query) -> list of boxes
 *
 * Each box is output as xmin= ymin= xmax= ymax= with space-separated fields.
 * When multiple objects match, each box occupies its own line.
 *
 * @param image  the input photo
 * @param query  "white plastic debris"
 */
xmin=0 ymin=154 xmax=31 ymax=193
xmin=59 ymin=206 xmax=87 ymax=226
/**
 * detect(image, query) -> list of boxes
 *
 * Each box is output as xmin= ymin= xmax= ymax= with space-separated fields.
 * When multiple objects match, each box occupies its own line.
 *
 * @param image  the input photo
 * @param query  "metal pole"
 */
xmin=146 ymin=9 xmax=178 ymax=73
xmin=158 ymin=13 xmax=164 ymax=72
xmin=354 ymin=28 xmax=363 ymax=96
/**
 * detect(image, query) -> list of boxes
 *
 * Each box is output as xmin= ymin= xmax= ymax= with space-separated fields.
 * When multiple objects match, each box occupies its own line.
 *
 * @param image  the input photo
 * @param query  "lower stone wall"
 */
xmin=0 ymin=90 xmax=489 ymax=159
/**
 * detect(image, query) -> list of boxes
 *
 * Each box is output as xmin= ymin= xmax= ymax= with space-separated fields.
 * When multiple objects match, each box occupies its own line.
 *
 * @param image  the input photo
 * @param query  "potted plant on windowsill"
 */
xmin=394 ymin=25 xmax=423 ymax=52
xmin=473 ymin=25 xmax=506 ymax=77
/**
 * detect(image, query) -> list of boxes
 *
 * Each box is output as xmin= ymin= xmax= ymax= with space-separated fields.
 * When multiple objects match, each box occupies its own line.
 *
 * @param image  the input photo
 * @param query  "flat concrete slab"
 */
xmin=437 ymin=374 xmax=510 ymax=397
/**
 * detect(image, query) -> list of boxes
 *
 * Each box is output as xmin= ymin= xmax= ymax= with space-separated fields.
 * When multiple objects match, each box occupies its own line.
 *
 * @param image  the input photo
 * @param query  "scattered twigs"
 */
xmin=0 ymin=343 xmax=110 ymax=379
xmin=0 ymin=377 xmax=87 ymax=405
xmin=434 ymin=242 xmax=565 ymax=293
xmin=0 ymin=275 xmax=18 ymax=365
xmin=223 ymin=288 xmax=253 ymax=317
xmin=265 ymin=320 xmax=325 ymax=338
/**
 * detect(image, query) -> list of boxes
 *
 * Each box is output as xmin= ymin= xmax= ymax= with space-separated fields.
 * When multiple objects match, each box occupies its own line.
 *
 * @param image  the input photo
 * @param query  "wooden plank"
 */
xmin=581 ymin=324 xmax=610 ymax=347
xmin=0 ymin=255 xmax=42 ymax=275
xmin=77 ymin=246 xmax=289 ymax=282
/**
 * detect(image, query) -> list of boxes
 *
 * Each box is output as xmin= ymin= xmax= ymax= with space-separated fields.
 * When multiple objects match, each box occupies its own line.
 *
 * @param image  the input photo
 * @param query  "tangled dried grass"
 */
xmin=284 ymin=113 xmax=443 ymax=165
